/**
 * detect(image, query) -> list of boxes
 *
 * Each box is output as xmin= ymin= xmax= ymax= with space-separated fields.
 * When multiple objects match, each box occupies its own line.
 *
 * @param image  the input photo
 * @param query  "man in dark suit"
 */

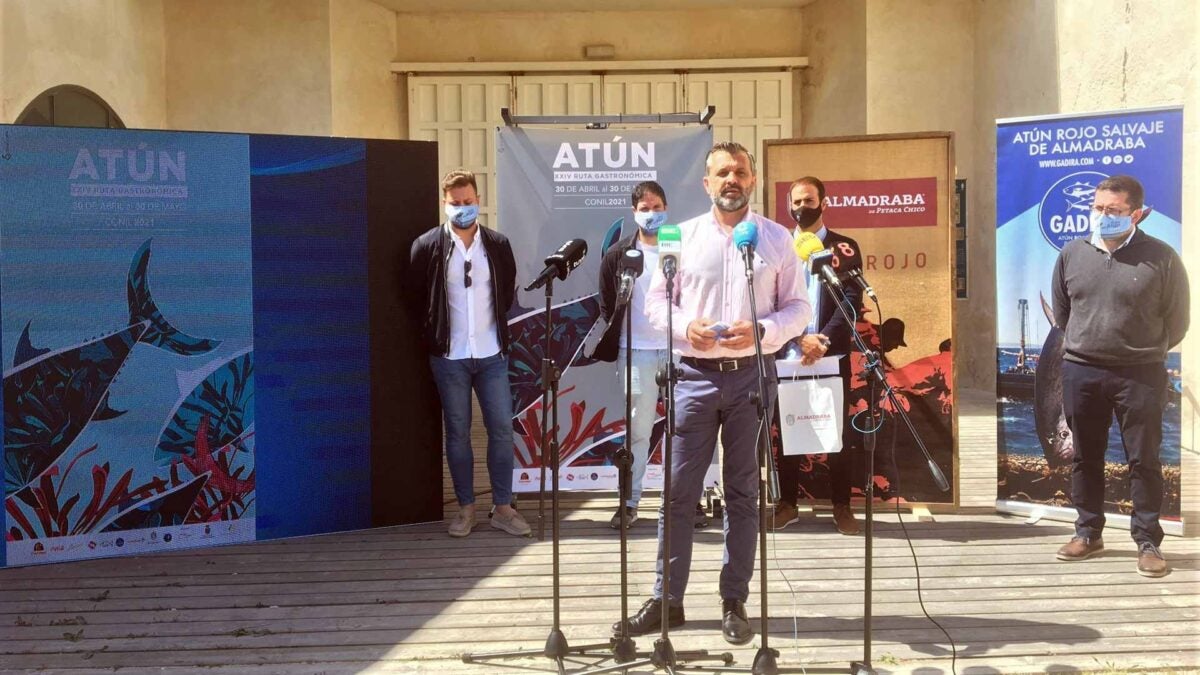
xmin=772 ymin=176 xmax=865 ymax=535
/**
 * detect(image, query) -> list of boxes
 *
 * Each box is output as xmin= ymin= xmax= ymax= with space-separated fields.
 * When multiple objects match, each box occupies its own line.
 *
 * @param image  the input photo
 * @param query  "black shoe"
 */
xmin=721 ymin=598 xmax=753 ymax=645
xmin=612 ymin=598 xmax=685 ymax=636
xmin=694 ymin=503 xmax=710 ymax=529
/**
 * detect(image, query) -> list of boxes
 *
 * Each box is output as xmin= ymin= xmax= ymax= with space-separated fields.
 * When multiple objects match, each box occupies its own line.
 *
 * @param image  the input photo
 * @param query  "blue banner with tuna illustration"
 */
xmin=0 ymin=126 xmax=403 ymax=567
xmin=995 ymin=107 xmax=1184 ymax=525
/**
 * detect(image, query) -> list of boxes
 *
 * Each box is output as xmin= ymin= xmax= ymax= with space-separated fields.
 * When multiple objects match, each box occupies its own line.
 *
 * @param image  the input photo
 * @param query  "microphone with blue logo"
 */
xmin=732 ymin=220 xmax=758 ymax=278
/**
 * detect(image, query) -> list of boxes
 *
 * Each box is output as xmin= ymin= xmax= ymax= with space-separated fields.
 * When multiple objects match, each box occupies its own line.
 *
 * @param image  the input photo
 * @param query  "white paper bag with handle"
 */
xmin=777 ymin=376 xmax=843 ymax=456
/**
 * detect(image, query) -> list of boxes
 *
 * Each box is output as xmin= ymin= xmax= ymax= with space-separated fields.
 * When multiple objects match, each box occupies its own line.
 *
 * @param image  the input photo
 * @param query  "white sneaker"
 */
xmin=448 ymin=504 xmax=475 ymax=538
xmin=490 ymin=506 xmax=531 ymax=536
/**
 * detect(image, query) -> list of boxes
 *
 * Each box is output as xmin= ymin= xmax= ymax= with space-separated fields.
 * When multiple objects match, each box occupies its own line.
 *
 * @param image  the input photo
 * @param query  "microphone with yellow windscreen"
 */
xmin=793 ymin=231 xmax=824 ymax=262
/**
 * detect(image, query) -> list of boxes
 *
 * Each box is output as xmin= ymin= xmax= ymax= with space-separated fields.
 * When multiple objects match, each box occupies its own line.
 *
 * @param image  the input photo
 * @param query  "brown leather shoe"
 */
xmin=1056 ymin=536 xmax=1103 ymax=561
xmin=1137 ymin=542 xmax=1168 ymax=578
xmin=772 ymin=502 xmax=798 ymax=530
xmin=832 ymin=504 xmax=859 ymax=535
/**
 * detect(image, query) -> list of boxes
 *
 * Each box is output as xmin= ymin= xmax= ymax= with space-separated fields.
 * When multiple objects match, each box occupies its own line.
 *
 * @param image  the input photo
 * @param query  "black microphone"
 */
xmin=843 ymin=267 xmax=878 ymax=302
xmin=525 ymin=238 xmax=588 ymax=291
xmin=808 ymin=248 xmax=843 ymax=290
xmin=615 ymin=249 xmax=644 ymax=309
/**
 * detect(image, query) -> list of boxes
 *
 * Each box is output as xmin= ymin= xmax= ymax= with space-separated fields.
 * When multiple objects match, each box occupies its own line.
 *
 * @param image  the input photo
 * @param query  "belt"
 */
xmin=680 ymin=355 xmax=762 ymax=373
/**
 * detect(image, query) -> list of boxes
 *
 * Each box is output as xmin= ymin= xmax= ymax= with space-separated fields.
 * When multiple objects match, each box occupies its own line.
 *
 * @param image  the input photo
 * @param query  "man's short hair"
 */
xmin=789 ymin=176 xmax=826 ymax=203
xmin=441 ymin=169 xmax=478 ymax=196
xmin=705 ymin=141 xmax=756 ymax=175
xmin=631 ymin=181 xmax=667 ymax=208
xmin=1096 ymin=174 xmax=1144 ymax=210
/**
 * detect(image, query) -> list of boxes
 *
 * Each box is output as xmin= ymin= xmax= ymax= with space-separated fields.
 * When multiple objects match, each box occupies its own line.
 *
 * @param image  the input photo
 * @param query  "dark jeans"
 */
xmin=1061 ymin=360 xmax=1167 ymax=546
xmin=428 ymin=352 xmax=515 ymax=507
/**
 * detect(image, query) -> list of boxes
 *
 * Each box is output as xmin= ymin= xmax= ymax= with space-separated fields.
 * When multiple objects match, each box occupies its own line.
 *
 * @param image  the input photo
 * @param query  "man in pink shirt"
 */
xmin=612 ymin=142 xmax=811 ymax=645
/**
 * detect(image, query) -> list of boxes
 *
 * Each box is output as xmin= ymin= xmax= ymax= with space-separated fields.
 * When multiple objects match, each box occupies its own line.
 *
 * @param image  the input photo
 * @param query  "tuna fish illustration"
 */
xmin=3 ymin=239 xmax=221 ymax=497
xmin=1033 ymin=294 xmax=1073 ymax=467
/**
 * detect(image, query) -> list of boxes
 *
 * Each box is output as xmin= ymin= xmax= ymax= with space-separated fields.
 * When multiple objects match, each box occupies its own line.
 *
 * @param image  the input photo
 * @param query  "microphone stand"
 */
xmin=714 ymin=246 xmax=818 ymax=675
xmin=812 ymin=275 xmax=949 ymax=675
xmin=576 ymin=279 xmax=654 ymax=674
xmin=463 ymin=274 xmax=613 ymax=675
xmin=584 ymin=260 xmax=733 ymax=675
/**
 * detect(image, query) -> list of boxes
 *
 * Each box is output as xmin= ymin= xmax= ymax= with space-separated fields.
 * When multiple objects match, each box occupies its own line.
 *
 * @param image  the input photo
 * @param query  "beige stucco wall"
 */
xmin=164 ymin=0 xmax=333 ymax=136
xmin=393 ymin=9 xmax=804 ymax=63
xmin=331 ymin=0 xmax=401 ymax=139
xmin=799 ymin=0 xmax=867 ymax=137
xmin=0 ymin=0 xmax=166 ymax=128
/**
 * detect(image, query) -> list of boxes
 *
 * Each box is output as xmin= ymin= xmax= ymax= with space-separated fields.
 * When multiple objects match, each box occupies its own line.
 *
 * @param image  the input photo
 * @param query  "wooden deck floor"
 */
xmin=3 ymin=496 xmax=1197 ymax=675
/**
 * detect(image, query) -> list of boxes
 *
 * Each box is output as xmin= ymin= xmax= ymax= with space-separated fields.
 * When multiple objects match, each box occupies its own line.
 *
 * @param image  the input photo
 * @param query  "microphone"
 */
xmin=732 ymin=221 xmax=758 ymax=272
xmin=794 ymin=231 xmax=843 ymax=290
xmin=525 ymin=238 xmax=588 ymax=292
xmin=808 ymin=248 xmax=844 ymax=290
xmin=844 ymin=267 xmax=878 ymax=303
xmin=793 ymin=231 xmax=824 ymax=262
xmin=658 ymin=224 xmax=681 ymax=279
xmin=615 ymin=248 xmax=644 ymax=309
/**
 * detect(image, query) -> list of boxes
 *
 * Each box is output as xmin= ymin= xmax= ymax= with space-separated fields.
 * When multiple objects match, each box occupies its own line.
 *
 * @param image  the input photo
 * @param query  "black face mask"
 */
xmin=791 ymin=206 xmax=823 ymax=229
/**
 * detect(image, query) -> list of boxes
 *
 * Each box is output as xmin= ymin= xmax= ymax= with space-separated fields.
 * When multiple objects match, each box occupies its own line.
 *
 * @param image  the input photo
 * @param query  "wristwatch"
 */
xmin=756 ymin=322 xmax=766 ymax=340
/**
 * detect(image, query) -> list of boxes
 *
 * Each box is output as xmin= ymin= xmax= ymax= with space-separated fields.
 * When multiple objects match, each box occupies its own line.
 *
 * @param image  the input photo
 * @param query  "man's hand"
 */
xmin=799 ymin=333 xmax=829 ymax=365
xmin=717 ymin=320 xmax=756 ymax=351
xmin=686 ymin=318 xmax=719 ymax=352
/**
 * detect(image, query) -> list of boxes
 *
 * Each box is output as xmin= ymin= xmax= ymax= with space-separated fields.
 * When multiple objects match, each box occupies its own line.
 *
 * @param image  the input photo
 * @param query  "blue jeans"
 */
xmin=428 ymin=352 xmax=515 ymax=507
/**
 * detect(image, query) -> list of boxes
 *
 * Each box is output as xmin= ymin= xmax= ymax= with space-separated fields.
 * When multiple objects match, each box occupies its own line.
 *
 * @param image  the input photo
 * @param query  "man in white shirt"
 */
xmin=407 ymin=170 xmax=530 ymax=538
xmin=613 ymin=143 xmax=811 ymax=645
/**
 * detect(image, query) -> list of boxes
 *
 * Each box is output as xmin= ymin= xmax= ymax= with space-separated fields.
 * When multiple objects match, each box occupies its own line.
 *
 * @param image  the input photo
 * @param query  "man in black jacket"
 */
xmin=772 ymin=176 xmax=865 ymax=535
xmin=1051 ymin=174 xmax=1189 ymax=577
xmin=593 ymin=181 xmax=671 ymax=529
xmin=407 ymin=170 xmax=529 ymax=539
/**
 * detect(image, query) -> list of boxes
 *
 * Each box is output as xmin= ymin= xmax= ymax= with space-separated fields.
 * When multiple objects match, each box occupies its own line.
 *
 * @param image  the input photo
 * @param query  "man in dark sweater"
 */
xmin=1051 ymin=174 xmax=1189 ymax=577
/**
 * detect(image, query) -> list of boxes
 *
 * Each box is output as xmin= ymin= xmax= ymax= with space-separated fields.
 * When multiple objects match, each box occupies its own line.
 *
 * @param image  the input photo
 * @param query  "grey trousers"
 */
xmin=653 ymin=357 xmax=775 ymax=606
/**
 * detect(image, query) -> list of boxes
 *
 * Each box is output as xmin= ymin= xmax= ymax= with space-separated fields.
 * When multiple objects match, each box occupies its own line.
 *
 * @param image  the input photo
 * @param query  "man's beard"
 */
xmin=712 ymin=191 xmax=750 ymax=212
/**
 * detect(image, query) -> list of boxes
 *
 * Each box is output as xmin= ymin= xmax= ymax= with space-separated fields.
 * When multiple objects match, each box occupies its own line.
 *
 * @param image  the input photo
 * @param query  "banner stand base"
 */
xmin=996 ymin=500 xmax=1183 ymax=537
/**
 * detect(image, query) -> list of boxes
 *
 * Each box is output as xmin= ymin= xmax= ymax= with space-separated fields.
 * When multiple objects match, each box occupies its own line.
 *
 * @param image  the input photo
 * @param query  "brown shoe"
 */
xmin=772 ymin=502 xmax=798 ymax=530
xmin=1056 ymin=536 xmax=1103 ymax=561
xmin=832 ymin=504 xmax=860 ymax=535
xmin=1137 ymin=542 xmax=1169 ymax=578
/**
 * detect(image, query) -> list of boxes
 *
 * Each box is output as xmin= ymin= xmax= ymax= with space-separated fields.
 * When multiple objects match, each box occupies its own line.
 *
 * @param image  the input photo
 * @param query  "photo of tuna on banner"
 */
xmin=1 ymin=127 xmax=256 ymax=566
xmin=496 ymin=126 xmax=712 ymax=493
xmin=995 ymin=107 xmax=1184 ymax=531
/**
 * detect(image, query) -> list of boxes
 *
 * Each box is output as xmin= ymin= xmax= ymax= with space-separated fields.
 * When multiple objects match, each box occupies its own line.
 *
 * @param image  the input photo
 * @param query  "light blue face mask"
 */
xmin=1090 ymin=210 xmax=1133 ymax=240
xmin=633 ymin=210 xmax=668 ymax=234
xmin=445 ymin=203 xmax=479 ymax=229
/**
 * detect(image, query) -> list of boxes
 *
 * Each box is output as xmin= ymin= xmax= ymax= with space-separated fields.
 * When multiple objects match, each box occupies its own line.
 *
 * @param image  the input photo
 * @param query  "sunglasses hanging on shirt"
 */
xmin=463 ymin=259 xmax=472 ymax=288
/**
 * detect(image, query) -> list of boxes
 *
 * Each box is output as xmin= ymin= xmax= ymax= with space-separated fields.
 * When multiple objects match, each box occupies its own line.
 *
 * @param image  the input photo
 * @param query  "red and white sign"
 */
xmin=774 ymin=177 xmax=938 ymax=229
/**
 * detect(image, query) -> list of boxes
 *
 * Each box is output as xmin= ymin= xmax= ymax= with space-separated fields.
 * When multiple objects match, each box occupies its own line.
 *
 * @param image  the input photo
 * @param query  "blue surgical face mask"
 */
xmin=1090 ymin=210 xmax=1133 ymax=240
xmin=633 ymin=210 xmax=668 ymax=234
xmin=445 ymin=203 xmax=479 ymax=229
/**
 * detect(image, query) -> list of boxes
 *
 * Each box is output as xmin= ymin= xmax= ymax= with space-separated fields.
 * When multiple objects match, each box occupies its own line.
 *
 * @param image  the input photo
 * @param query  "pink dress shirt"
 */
xmin=644 ymin=208 xmax=812 ymax=359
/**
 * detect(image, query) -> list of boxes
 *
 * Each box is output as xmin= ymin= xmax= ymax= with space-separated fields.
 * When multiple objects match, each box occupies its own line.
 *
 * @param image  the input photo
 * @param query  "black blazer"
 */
xmin=783 ymin=228 xmax=865 ymax=381
xmin=406 ymin=224 xmax=517 ymax=356
xmin=590 ymin=234 xmax=640 ymax=362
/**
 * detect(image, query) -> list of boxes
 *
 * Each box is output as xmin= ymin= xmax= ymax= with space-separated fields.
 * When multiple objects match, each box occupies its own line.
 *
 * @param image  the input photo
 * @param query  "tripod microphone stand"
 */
xmin=463 ymin=274 xmax=613 ymax=674
xmin=584 ymin=247 xmax=734 ymax=675
xmin=711 ymin=227 xmax=819 ymax=675
xmin=813 ymin=271 xmax=951 ymax=675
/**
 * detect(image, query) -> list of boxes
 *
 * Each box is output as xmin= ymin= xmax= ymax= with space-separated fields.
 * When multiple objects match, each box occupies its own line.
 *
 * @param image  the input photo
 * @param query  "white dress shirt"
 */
xmin=644 ymin=208 xmax=812 ymax=359
xmin=444 ymin=223 xmax=501 ymax=359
